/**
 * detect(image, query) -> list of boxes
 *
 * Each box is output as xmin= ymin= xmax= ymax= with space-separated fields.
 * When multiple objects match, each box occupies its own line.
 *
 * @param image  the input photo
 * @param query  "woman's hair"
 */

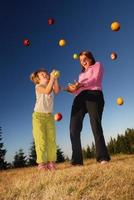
xmin=79 ymin=51 xmax=96 ymax=72
xmin=29 ymin=68 xmax=48 ymax=84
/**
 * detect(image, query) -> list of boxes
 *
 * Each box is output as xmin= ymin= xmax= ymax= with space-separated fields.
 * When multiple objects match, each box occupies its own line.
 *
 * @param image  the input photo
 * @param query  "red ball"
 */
xmin=48 ymin=18 xmax=55 ymax=25
xmin=23 ymin=39 xmax=30 ymax=46
xmin=54 ymin=113 xmax=62 ymax=121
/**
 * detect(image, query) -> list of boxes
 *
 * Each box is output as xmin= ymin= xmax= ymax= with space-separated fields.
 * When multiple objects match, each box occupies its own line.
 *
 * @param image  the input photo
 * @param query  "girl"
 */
xmin=30 ymin=68 xmax=60 ymax=170
xmin=66 ymin=51 xmax=110 ymax=165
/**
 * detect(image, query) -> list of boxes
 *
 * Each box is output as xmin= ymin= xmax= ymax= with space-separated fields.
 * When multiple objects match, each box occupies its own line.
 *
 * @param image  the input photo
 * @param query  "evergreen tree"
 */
xmin=13 ymin=149 xmax=27 ymax=168
xmin=56 ymin=146 xmax=65 ymax=163
xmin=82 ymin=145 xmax=92 ymax=159
xmin=65 ymin=156 xmax=70 ymax=162
xmin=116 ymin=134 xmax=130 ymax=154
xmin=119 ymin=135 xmax=130 ymax=153
xmin=91 ymin=142 xmax=96 ymax=158
xmin=86 ymin=145 xmax=92 ymax=159
xmin=107 ymin=137 xmax=117 ymax=155
xmin=107 ymin=128 xmax=134 ymax=155
xmin=27 ymin=141 xmax=37 ymax=166
xmin=125 ymin=128 xmax=134 ymax=153
xmin=115 ymin=134 xmax=122 ymax=154
xmin=6 ymin=162 xmax=12 ymax=169
xmin=82 ymin=147 xmax=87 ymax=159
xmin=0 ymin=127 xmax=7 ymax=170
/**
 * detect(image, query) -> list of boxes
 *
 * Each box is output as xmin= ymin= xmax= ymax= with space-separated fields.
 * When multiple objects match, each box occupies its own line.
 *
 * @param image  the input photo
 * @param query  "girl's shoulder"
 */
xmin=35 ymin=83 xmax=46 ymax=88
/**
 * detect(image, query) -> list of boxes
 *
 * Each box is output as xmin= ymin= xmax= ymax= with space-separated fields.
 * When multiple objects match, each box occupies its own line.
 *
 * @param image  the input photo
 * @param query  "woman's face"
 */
xmin=79 ymin=55 xmax=93 ymax=70
xmin=37 ymin=71 xmax=49 ymax=84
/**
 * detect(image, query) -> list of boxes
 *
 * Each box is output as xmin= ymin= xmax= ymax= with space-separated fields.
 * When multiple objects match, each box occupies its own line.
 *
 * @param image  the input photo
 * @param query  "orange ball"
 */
xmin=111 ymin=22 xmax=120 ymax=31
xmin=59 ymin=39 xmax=66 ymax=46
xmin=117 ymin=97 xmax=124 ymax=105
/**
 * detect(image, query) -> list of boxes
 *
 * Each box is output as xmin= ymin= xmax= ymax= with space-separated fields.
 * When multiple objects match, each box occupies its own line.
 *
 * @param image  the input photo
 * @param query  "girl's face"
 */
xmin=79 ymin=55 xmax=93 ymax=70
xmin=37 ymin=71 xmax=49 ymax=84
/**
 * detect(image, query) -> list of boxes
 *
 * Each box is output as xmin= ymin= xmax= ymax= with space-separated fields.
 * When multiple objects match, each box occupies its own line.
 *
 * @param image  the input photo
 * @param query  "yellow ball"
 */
xmin=54 ymin=70 xmax=60 ymax=78
xmin=117 ymin=97 xmax=124 ymax=105
xmin=73 ymin=53 xmax=79 ymax=59
xmin=59 ymin=39 xmax=66 ymax=46
xmin=111 ymin=22 xmax=120 ymax=31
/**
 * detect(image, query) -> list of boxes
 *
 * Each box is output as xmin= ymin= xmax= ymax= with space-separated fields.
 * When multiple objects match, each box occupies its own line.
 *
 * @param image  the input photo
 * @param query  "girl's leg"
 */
xmin=86 ymin=91 xmax=110 ymax=162
xmin=46 ymin=114 xmax=57 ymax=163
xmin=32 ymin=112 xmax=47 ymax=164
xmin=70 ymin=95 xmax=86 ymax=165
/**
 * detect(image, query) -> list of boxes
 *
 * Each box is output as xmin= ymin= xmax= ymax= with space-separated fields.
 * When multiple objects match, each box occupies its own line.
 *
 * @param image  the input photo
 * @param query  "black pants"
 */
xmin=70 ymin=90 xmax=110 ymax=165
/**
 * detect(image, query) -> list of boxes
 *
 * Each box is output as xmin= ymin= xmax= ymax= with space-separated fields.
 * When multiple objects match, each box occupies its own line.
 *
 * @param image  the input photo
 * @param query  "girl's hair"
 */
xmin=29 ymin=68 xmax=48 ymax=84
xmin=79 ymin=51 xmax=96 ymax=72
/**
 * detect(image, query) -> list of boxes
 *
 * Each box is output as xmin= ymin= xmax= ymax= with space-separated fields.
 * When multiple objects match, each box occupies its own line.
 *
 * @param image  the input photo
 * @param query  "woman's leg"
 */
xmin=70 ymin=95 xmax=86 ymax=165
xmin=86 ymin=91 xmax=110 ymax=162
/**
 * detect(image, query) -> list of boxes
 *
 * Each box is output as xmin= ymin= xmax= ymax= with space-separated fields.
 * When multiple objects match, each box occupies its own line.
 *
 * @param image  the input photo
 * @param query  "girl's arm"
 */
xmin=53 ymin=79 xmax=60 ymax=94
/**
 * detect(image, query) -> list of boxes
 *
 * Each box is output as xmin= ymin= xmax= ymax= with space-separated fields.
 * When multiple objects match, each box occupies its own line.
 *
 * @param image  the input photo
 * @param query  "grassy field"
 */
xmin=0 ymin=155 xmax=134 ymax=200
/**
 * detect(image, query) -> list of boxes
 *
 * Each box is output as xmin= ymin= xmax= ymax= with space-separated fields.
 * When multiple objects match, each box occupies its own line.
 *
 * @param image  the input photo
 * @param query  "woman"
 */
xmin=67 ymin=51 xmax=110 ymax=165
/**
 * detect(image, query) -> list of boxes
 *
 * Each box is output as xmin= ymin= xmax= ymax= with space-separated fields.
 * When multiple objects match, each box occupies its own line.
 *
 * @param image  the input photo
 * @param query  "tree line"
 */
xmin=0 ymin=126 xmax=134 ymax=170
xmin=0 ymin=126 xmax=66 ymax=170
xmin=82 ymin=128 xmax=134 ymax=159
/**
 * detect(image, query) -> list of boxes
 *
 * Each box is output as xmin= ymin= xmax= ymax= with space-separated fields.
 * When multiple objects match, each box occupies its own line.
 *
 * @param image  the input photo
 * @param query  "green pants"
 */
xmin=32 ymin=112 xmax=57 ymax=164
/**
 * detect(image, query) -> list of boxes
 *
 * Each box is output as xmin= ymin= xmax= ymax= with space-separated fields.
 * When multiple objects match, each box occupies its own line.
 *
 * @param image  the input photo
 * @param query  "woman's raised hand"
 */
xmin=64 ymin=81 xmax=83 ymax=93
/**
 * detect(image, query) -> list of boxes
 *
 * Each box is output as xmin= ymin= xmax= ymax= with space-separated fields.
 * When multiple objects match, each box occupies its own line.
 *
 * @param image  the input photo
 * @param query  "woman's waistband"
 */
xmin=78 ymin=89 xmax=103 ymax=95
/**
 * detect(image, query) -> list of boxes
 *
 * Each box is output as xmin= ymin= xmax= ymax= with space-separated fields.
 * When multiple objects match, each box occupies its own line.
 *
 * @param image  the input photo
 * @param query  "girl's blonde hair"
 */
xmin=30 ymin=68 xmax=48 ymax=84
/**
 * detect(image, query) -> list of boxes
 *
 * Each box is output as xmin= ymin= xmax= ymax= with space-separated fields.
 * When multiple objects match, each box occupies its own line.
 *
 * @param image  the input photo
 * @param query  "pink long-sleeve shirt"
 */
xmin=73 ymin=62 xmax=104 ymax=96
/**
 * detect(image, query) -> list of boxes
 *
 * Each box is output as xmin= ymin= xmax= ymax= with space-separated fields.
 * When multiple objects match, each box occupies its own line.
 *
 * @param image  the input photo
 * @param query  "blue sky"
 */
xmin=0 ymin=0 xmax=134 ymax=162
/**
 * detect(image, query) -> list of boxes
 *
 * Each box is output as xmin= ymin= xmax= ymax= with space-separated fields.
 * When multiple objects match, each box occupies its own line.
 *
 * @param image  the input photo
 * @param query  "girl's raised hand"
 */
xmin=50 ymin=70 xmax=56 ymax=79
